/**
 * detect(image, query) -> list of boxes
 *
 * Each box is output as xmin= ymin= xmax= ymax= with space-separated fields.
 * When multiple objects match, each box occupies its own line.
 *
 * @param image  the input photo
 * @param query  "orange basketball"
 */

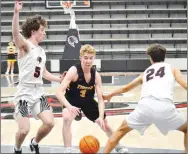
xmin=79 ymin=135 xmax=100 ymax=153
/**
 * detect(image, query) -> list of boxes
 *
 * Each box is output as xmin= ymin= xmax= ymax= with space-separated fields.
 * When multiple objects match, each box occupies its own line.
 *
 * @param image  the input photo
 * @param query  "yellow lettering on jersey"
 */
xmin=77 ymin=84 xmax=93 ymax=90
xmin=80 ymin=89 xmax=86 ymax=97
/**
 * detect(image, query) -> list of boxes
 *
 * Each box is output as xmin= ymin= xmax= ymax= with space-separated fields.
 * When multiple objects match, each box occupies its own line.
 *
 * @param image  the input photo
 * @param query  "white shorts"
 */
xmin=126 ymin=97 xmax=186 ymax=135
xmin=13 ymin=84 xmax=52 ymax=120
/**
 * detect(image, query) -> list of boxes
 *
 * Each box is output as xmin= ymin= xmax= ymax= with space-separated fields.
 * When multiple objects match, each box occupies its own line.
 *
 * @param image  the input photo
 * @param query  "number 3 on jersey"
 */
xmin=80 ymin=90 xmax=86 ymax=98
xmin=146 ymin=66 xmax=165 ymax=82
xmin=34 ymin=66 xmax=41 ymax=78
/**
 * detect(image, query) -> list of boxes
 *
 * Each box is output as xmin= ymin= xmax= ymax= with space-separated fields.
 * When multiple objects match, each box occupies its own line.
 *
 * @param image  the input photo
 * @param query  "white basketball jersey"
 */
xmin=141 ymin=62 xmax=175 ymax=101
xmin=18 ymin=40 xmax=46 ymax=85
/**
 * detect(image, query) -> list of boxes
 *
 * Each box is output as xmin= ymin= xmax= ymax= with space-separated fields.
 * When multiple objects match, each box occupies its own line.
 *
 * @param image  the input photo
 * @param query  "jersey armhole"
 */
xmin=73 ymin=64 xmax=81 ymax=83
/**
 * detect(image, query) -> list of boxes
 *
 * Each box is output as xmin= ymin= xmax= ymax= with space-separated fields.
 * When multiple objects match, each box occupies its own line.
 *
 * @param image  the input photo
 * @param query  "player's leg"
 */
xmin=62 ymin=98 xmax=81 ymax=147
xmin=62 ymin=107 xmax=76 ymax=147
xmin=14 ymin=100 xmax=30 ymax=153
xmin=6 ymin=61 xmax=11 ymax=74
xmin=30 ymin=95 xmax=54 ymax=153
xmin=103 ymin=98 xmax=152 ymax=153
xmin=153 ymin=99 xmax=187 ymax=153
xmin=177 ymin=122 xmax=187 ymax=153
xmin=103 ymin=120 xmax=132 ymax=153
xmin=82 ymin=99 xmax=129 ymax=153
xmin=11 ymin=61 xmax=15 ymax=74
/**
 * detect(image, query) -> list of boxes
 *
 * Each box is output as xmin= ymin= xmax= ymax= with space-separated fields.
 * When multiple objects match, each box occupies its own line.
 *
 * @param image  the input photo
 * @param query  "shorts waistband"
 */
xmin=18 ymin=83 xmax=43 ymax=88
xmin=141 ymin=96 xmax=173 ymax=103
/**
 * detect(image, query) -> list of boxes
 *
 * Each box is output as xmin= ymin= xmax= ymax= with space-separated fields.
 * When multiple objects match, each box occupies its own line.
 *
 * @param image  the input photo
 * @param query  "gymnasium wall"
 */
xmin=1 ymin=58 xmax=187 ymax=74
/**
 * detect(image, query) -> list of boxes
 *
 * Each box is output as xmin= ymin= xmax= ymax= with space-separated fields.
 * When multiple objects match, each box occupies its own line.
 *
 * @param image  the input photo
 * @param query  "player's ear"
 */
xmin=148 ymin=56 xmax=153 ymax=64
xmin=31 ymin=30 xmax=35 ymax=35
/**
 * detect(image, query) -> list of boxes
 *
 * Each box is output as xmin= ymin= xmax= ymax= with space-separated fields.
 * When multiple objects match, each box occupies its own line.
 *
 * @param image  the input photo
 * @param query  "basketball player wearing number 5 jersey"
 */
xmin=103 ymin=44 xmax=187 ymax=153
xmin=12 ymin=1 xmax=63 ymax=154
xmin=56 ymin=44 xmax=129 ymax=153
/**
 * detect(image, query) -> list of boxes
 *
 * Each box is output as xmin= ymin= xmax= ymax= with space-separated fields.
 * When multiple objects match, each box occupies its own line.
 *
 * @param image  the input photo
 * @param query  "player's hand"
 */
xmin=67 ymin=105 xmax=80 ymax=117
xmin=102 ymin=94 xmax=112 ymax=103
xmin=95 ymin=117 xmax=106 ymax=131
xmin=14 ymin=1 xmax=23 ymax=13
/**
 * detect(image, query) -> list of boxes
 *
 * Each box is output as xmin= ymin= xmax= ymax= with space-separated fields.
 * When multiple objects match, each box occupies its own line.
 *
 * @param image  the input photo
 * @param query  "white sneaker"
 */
xmin=5 ymin=71 xmax=9 ymax=75
xmin=115 ymin=144 xmax=129 ymax=153
xmin=63 ymin=147 xmax=80 ymax=153
xmin=70 ymin=148 xmax=80 ymax=153
xmin=63 ymin=147 xmax=71 ymax=153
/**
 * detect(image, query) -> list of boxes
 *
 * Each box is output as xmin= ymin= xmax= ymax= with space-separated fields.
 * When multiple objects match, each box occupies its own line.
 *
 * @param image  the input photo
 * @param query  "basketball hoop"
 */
xmin=60 ymin=1 xmax=73 ymax=14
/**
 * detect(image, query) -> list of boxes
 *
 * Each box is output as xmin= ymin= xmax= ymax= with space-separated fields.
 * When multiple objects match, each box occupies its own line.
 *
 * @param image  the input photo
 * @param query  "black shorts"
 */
xmin=8 ymin=54 xmax=16 ymax=60
xmin=65 ymin=98 xmax=106 ymax=122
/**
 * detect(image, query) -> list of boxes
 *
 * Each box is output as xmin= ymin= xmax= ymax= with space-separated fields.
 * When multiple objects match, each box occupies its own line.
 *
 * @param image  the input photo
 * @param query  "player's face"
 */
xmin=80 ymin=53 xmax=95 ymax=68
xmin=33 ymin=25 xmax=46 ymax=42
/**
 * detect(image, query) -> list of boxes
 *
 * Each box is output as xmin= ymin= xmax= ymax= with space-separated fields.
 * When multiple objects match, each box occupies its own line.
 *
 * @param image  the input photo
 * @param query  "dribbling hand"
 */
xmin=14 ymin=1 xmax=23 ymax=13
xmin=67 ymin=105 xmax=81 ymax=117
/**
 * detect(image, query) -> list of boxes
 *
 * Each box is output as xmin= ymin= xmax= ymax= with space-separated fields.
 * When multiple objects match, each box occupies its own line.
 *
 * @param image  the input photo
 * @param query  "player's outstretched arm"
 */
xmin=103 ymin=73 xmax=143 ymax=102
xmin=173 ymin=68 xmax=187 ymax=90
xmin=43 ymin=68 xmax=62 ymax=82
xmin=12 ymin=1 xmax=27 ymax=51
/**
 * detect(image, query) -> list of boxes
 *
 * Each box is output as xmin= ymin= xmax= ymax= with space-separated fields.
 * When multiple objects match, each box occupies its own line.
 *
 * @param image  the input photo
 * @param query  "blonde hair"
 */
xmin=80 ymin=44 xmax=96 ymax=56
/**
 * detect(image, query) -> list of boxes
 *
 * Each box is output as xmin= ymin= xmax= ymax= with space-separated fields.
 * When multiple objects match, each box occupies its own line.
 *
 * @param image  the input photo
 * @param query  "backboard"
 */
xmin=45 ymin=0 xmax=91 ymax=9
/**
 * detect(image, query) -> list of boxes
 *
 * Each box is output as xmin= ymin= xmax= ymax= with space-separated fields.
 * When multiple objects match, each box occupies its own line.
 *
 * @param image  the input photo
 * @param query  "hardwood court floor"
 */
xmin=1 ymin=73 xmax=187 ymax=151
xmin=1 ymin=114 xmax=186 ymax=150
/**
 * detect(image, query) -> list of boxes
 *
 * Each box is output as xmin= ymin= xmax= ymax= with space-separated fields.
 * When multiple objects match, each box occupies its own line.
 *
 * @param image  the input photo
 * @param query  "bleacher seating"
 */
xmin=1 ymin=0 xmax=187 ymax=59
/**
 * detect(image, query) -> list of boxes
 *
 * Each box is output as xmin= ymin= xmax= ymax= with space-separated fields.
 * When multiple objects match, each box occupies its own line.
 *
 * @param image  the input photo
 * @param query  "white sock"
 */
xmin=32 ymin=138 xmax=38 ymax=145
xmin=115 ymin=143 xmax=122 ymax=150
xmin=14 ymin=146 xmax=21 ymax=151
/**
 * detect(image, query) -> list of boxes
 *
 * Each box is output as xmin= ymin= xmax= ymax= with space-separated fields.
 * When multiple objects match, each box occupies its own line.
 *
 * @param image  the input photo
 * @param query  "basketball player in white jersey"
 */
xmin=12 ymin=1 xmax=64 ymax=154
xmin=103 ymin=44 xmax=187 ymax=153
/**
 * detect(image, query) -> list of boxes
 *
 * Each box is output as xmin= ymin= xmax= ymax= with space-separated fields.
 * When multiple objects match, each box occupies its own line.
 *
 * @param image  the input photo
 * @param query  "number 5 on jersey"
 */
xmin=34 ymin=66 xmax=41 ymax=78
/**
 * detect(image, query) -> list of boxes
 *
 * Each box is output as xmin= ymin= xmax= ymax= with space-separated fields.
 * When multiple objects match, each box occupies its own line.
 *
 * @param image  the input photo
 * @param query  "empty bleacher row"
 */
xmin=1 ymin=0 xmax=187 ymax=59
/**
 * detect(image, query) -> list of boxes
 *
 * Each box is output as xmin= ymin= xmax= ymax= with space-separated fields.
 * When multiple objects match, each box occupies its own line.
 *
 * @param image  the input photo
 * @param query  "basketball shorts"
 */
xmin=8 ymin=54 xmax=16 ymax=62
xmin=125 ymin=96 xmax=186 ymax=135
xmin=65 ymin=97 xmax=106 ymax=122
xmin=13 ymin=84 xmax=52 ymax=120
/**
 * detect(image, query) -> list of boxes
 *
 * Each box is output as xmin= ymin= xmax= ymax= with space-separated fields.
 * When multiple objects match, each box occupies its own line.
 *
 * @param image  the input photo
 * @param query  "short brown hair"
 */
xmin=146 ymin=44 xmax=166 ymax=62
xmin=21 ymin=14 xmax=47 ymax=38
xmin=80 ymin=44 xmax=96 ymax=56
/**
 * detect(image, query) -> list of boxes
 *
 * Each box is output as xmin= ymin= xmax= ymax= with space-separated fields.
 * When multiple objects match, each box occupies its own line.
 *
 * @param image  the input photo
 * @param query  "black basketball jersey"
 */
xmin=65 ymin=63 xmax=96 ymax=101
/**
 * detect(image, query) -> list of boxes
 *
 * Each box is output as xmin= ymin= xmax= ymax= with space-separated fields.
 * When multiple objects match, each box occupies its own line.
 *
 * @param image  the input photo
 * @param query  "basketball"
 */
xmin=79 ymin=135 xmax=100 ymax=153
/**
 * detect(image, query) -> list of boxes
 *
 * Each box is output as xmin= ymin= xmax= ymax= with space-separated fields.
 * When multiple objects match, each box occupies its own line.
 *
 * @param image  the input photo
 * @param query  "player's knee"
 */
xmin=62 ymin=109 xmax=72 ymax=124
xmin=44 ymin=120 xmax=54 ymax=128
xmin=108 ymin=136 xmax=116 ymax=145
xmin=178 ymin=123 xmax=187 ymax=134
xmin=104 ymin=123 xmax=111 ymax=132
xmin=19 ymin=128 xmax=29 ymax=136
xmin=182 ymin=127 xmax=187 ymax=134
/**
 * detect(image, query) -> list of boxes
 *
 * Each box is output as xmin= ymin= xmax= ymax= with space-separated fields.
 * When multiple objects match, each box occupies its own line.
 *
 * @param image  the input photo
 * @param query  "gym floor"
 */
xmin=1 ymin=73 xmax=187 ymax=153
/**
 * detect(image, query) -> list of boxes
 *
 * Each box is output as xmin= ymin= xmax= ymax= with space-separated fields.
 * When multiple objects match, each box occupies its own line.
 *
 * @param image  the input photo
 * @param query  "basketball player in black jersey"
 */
xmin=56 ymin=44 xmax=129 ymax=153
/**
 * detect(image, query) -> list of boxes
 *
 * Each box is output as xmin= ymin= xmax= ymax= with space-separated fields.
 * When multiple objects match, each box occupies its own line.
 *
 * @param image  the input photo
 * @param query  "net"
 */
xmin=60 ymin=1 xmax=73 ymax=14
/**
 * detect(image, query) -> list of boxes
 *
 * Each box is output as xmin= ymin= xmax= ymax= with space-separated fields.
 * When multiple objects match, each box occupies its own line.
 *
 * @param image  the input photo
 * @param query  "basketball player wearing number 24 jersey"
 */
xmin=12 ymin=1 xmax=63 ymax=154
xmin=103 ymin=44 xmax=187 ymax=154
xmin=56 ymin=44 xmax=129 ymax=153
